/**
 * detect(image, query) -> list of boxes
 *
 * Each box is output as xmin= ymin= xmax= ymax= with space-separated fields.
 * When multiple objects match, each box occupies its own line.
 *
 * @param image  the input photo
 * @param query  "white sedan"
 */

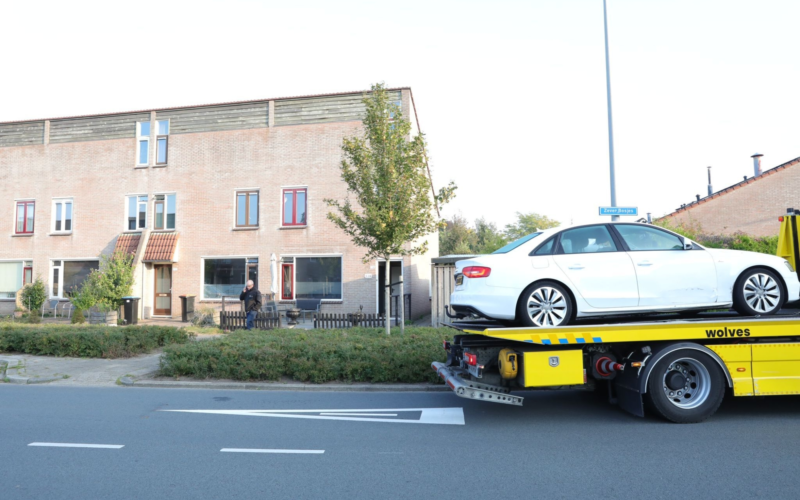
xmin=450 ymin=222 xmax=800 ymax=327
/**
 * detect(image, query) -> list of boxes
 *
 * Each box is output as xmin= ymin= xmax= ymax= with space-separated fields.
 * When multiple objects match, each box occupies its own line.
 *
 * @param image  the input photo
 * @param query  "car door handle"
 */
xmin=637 ymin=261 xmax=653 ymax=267
xmin=568 ymin=265 xmax=585 ymax=270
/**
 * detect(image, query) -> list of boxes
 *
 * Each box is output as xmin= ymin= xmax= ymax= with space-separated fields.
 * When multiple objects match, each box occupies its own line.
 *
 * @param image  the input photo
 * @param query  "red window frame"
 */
xmin=23 ymin=266 xmax=32 ymax=285
xmin=281 ymin=263 xmax=294 ymax=300
xmin=282 ymin=188 xmax=307 ymax=226
xmin=15 ymin=201 xmax=34 ymax=234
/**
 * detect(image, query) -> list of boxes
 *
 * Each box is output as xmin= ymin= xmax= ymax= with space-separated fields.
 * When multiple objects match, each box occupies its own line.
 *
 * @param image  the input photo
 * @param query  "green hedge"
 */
xmin=160 ymin=328 xmax=449 ymax=383
xmin=0 ymin=324 xmax=190 ymax=358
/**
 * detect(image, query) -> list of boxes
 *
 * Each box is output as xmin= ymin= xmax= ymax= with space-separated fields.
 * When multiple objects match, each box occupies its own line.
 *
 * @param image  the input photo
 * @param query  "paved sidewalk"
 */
xmin=0 ymin=351 xmax=161 ymax=386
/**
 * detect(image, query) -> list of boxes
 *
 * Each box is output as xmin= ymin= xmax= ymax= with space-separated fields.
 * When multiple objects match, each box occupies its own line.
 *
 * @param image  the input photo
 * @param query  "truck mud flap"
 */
xmin=432 ymin=362 xmax=523 ymax=406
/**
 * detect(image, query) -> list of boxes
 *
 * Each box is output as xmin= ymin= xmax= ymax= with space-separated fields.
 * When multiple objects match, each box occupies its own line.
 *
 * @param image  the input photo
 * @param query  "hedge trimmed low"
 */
xmin=160 ymin=328 xmax=449 ymax=384
xmin=0 ymin=324 xmax=190 ymax=358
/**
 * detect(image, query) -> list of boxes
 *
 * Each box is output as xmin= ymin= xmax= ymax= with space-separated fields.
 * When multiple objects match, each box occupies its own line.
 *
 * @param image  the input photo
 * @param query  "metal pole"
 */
xmin=603 ymin=0 xmax=619 ymax=221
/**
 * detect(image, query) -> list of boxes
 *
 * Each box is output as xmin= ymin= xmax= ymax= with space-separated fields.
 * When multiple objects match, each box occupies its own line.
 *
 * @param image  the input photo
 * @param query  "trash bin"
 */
xmin=122 ymin=296 xmax=140 ymax=325
xmin=180 ymin=295 xmax=195 ymax=323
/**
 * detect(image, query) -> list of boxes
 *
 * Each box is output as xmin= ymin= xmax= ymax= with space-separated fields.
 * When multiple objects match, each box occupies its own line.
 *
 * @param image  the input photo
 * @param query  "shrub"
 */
xmin=160 ymin=327 xmax=449 ymax=383
xmin=20 ymin=278 xmax=47 ymax=313
xmin=657 ymin=220 xmax=778 ymax=255
xmin=0 ymin=324 xmax=191 ymax=358
xmin=71 ymin=309 xmax=86 ymax=324
xmin=27 ymin=314 xmax=41 ymax=324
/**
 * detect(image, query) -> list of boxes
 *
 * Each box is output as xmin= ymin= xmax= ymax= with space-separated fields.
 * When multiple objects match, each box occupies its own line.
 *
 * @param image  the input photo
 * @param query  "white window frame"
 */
xmin=155 ymin=119 xmax=169 ymax=166
xmin=49 ymin=258 xmax=100 ymax=299
xmin=280 ymin=254 xmax=344 ymax=302
xmin=0 ymin=259 xmax=30 ymax=300
xmin=136 ymin=121 xmax=151 ymax=166
xmin=125 ymin=194 xmax=148 ymax=231
xmin=374 ymin=258 xmax=404 ymax=313
xmin=200 ymin=255 xmax=258 ymax=301
xmin=51 ymin=197 xmax=74 ymax=234
xmin=153 ymin=193 xmax=177 ymax=231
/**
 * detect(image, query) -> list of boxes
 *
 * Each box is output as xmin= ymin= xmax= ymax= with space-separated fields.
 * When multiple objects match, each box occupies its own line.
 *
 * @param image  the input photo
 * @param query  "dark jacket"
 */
xmin=239 ymin=287 xmax=262 ymax=313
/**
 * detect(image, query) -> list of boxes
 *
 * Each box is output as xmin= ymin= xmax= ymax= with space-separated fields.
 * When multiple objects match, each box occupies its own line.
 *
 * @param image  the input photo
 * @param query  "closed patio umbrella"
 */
xmin=270 ymin=253 xmax=278 ymax=299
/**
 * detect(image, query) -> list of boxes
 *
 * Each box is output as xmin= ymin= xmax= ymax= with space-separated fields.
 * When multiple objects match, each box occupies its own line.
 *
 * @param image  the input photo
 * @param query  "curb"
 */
xmin=5 ymin=375 xmax=63 ymax=385
xmin=121 ymin=379 xmax=449 ymax=392
xmin=0 ymin=360 xmax=7 ymax=379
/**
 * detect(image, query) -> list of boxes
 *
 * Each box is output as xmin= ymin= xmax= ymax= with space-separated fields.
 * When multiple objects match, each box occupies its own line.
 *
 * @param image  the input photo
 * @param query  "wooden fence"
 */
xmin=220 ymin=311 xmax=280 ymax=331
xmin=313 ymin=313 xmax=386 ymax=329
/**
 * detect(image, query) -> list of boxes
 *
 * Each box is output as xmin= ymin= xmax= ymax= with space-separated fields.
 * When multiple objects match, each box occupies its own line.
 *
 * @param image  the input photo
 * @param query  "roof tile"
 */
xmin=143 ymin=232 xmax=179 ymax=262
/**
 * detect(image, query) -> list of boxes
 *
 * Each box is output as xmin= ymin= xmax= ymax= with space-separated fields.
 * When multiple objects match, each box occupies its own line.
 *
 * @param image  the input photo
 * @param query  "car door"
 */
xmin=612 ymin=224 xmax=717 ymax=307
xmin=552 ymin=225 xmax=639 ymax=308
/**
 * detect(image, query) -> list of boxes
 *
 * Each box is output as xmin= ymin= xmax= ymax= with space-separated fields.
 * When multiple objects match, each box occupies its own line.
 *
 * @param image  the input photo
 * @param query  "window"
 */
xmin=203 ymin=258 xmax=248 ymax=299
xmin=137 ymin=121 xmax=150 ymax=166
xmin=281 ymin=256 xmax=342 ymax=300
xmin=15 ymin=201 xmax=34 ymax=234
xmin=492 ymin=232 xmax=541 ymax=254
xmin=558 ymin=226 xmax=617 ymax=255
xmin=236 ymin=191 xmax=258 ymax=227
xmin=282 ymin=188 xmax=307 ymax=226
xmin=533 ymin=237 xmax=556 ymax=256
xmin=0 ymin=262 xmax=23 ymax=299
xmin=126 ymin=195 xmax=147 ymax=230
xmin=23 ymin=262 xmax=32 ymax=285
xmin=154 ymin=194 xmax=176 ymax=230
xmin=51 ymin=260 xmax=99 ymax=298
xmin=52 ymin=199 xmax=73 ymax=233
xmin=615 ymin=225 xmax=684 ymax=251
xmin=156 ymin=120 xmax=169 ymax=165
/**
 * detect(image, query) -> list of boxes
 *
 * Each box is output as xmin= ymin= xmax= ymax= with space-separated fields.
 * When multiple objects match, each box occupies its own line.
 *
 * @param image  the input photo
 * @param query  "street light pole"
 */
xmin=603 ymin=0 xmax=619 ymax=221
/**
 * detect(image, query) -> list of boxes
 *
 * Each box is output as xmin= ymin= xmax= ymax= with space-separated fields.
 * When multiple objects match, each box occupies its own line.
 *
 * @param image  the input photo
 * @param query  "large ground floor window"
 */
xmin=0 ymin=261 xmax=26 ymax=299
xmin=282 ymin=256 xmax=342 ymax=300
xmin=203 ymin=258 xmax=252 ymax=299
xmin=51 ymin=260 xmax=99 ymax=298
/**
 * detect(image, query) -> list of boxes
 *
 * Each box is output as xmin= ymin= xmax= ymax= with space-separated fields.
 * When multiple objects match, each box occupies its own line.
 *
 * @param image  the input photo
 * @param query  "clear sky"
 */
xmin=3 ymin=0 xmax=798 ymax=229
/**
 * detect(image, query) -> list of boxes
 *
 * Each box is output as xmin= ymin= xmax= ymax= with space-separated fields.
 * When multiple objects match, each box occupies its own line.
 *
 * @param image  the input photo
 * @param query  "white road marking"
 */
xmin=161 ymin=407 xmax=465 ymax=425
xmin=28 ymin=443 xmax=124 ymax=449
xmin=221 ymin=448 xmax=324 ymax=454
xmin=318 ymin=413 xmax=398 ymax=417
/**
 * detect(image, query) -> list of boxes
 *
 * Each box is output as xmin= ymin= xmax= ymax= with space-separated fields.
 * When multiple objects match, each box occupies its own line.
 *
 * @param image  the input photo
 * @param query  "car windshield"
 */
xmin=492 ymin=232 xmax=541 ymax=254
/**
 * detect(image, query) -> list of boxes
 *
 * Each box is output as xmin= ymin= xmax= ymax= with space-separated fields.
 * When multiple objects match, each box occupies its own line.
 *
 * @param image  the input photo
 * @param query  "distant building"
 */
xmin=659 ymin=154 xmax=800 ymax=237
xmin=0 ymin=88 xmax=436 ymax=318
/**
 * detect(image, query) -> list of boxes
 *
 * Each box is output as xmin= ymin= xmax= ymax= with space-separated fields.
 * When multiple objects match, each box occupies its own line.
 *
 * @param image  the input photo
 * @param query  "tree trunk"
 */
xmin=384 ymin=257 xmax=391 ymax=335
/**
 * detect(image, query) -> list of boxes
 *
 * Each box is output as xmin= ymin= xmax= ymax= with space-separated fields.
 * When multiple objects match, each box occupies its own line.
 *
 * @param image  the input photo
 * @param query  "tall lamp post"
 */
xmin=603 ymin=0 xmax=619 ymax=221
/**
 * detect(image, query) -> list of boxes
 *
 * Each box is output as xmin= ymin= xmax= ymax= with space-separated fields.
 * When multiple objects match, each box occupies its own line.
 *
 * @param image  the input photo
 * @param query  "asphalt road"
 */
xmin=2 ymin=386 xmax=800 ymax=500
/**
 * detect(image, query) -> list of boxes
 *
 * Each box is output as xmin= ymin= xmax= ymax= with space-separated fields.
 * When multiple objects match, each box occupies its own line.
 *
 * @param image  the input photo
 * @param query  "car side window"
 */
xmin=558 ymin=226 xmax=617 ymax=254
xmin=615 ymin=225 xmax=683 ymax=251
xmin=533 ymin=237 xmax=556 ymax=255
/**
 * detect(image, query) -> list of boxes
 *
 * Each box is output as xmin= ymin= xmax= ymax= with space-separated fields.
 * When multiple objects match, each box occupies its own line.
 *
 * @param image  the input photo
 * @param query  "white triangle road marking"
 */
xmin=160 ymin=407 xmax=465 ymax=425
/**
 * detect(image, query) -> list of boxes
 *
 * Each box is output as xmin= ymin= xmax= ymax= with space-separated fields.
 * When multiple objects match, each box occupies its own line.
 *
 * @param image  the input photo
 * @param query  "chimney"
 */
xmin=646 ymin=212 xmax=652 ymax=223
xmin=752 ymin=153 xmax=763 ymax=177
xmin=696 ymin=195 xmax=700 ymax=202
xmin=707 ymin=166 xmax=713 ymax=196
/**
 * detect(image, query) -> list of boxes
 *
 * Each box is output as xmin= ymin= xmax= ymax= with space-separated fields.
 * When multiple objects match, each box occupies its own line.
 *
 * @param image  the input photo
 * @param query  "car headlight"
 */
xmin=784 ymin=260 xmax=794 ymax=272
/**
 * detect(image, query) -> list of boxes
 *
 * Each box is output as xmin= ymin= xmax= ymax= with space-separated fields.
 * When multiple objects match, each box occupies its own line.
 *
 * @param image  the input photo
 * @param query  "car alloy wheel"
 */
xmin=526 ymin=286 xmax=568 ymax=326
xmin=742 ymin=272 xmax=781 ymax=314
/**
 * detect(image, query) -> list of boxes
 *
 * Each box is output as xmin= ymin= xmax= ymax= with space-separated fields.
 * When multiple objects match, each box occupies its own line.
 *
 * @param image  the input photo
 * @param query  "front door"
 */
xmin=378 ymin=261 xmax=402 ymax=315
xmin=154 ymin=265 xmax=172 ymax=316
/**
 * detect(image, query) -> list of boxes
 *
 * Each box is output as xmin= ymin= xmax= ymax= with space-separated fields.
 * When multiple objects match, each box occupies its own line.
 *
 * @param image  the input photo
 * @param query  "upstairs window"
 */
xmin=156 ymin=120 xmax=169 ymax=165
xmin=154 ymin=194 xmax=176 ymax=230
xmin=137 ymin=122 xmax=150 ymax=166
xmin=52 ymin=198 xmax=73 ymax=233
xmin=15 ymin=201 xmax=34 ymax=234
xmin=236 ymin=190 xmax=258 ymax=228
xmin=127 ymin=195 xmax=147 ymax=230
xmin=282 ymin=188 xmax=307 ymax=226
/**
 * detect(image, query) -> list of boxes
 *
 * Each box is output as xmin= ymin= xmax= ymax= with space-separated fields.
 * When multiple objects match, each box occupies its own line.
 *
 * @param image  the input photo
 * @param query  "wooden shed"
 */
xmin=430 ymin=255 xmax=476 ymax=327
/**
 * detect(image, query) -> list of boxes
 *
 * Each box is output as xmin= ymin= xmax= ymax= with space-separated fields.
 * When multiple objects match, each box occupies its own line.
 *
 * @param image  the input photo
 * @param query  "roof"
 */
xmin=142 ymin=232 xmax=179 ymax=262
xmin=114 ymin=233 xmax=141 ymax=256
xmin=0 ymin=87 xmax=412 ymax=125
xmin=660 ymin=155 xmax=800 ymax=219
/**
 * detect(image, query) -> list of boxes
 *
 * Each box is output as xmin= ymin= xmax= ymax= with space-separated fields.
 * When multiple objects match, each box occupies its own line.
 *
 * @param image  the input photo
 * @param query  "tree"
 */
xmin=439 ymin=214 xmax=477 ymax=256
xmin=89 ymin=251 xmax=136 ymax=310
xmin=326 ymin=83 xmax=456 ymax=335
xmin=504 ymin=212 xmax=560 ymax=241
xmin=474 ymin=217 xmax=508 ymax=254
xmin=20 ymin=277 xmax=47 ymax=313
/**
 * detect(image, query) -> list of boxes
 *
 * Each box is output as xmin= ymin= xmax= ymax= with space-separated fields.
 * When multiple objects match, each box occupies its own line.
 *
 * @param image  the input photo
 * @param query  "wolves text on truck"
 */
xmin=435 ymin=212 xmax=800 ymax=422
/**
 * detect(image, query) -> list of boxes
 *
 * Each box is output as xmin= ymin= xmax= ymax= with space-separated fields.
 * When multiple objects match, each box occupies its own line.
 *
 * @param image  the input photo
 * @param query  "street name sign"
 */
xmin=599 ymin=207 xmax=638 ymax=216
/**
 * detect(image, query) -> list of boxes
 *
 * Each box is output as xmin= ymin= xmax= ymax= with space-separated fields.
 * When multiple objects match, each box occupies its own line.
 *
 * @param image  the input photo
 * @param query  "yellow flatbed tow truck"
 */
xmin=433 ymin=212 xmax=800 ymax=422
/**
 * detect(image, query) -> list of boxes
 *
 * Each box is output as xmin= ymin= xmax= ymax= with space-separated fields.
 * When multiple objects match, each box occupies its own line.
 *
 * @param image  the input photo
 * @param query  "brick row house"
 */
xmin=0 ymin=88 xmax=438 ymax=319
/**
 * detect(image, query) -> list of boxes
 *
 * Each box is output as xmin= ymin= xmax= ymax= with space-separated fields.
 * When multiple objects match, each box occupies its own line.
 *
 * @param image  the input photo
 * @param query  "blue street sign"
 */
xmin=599 ymin=206 xmax=638 ymax=216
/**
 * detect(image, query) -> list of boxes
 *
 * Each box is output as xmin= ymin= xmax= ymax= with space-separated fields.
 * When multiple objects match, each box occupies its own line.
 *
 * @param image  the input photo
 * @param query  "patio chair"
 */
xmin=261 ymin=300 xmax=279 ymax=317
xmin=41 ymin=299 xmax=60 ymax=318
xmin=295 ymin=299 xmax=322 ymax=323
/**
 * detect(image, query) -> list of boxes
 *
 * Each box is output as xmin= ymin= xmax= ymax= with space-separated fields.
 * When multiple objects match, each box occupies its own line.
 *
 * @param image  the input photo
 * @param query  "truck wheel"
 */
xmin=645 ymin=350 xmax=725 ymax=423
xmin=733 ymin=267 xmax=783 ymax=316
xmin=517 ymin=281 xmax=573 ymax=327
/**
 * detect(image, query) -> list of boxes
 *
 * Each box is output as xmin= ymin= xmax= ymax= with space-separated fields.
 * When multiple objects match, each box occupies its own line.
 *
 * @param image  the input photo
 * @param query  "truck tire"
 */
xmin=733 ymin=267 xmax=784 ymax=317
xmin=644 ymin=350 xmax=725 ymax=423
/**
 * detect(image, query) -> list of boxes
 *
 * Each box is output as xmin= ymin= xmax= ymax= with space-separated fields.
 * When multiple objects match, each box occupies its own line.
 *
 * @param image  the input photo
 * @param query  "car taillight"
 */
xmin=443 ymin=340 xmax=451 ymax=351
xmin=462 ymin=266 xmax=491 ymax=278
xmin=465 ymin=352 xmax=478 ymax=366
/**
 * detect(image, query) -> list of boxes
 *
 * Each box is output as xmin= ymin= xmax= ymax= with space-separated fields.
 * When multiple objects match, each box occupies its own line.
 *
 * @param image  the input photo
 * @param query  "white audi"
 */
xmin=450 ymin=222 xmax=800 ymax=327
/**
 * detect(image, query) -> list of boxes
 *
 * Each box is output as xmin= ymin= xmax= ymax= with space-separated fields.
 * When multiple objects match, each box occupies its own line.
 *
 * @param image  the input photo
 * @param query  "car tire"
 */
xmin=517 ymin=281 xmax=574 ymax=327
xmin=732 ymin=267 xmax=784 ymax=317
xmin=644 ymin=350 xmax=725 ymax=423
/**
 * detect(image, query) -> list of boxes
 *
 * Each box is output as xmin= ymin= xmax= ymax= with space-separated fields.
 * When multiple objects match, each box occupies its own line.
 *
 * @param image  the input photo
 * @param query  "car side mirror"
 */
xmin=684 ymin=240 xmax=694 ymax=250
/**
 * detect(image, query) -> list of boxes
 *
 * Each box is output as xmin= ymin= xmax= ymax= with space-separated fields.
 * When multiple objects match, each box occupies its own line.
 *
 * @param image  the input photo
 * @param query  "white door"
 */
xmin=613 ymin=224 xmax=717 ymax=307
xmin=552 ymin=225 xmax=639 ymax=308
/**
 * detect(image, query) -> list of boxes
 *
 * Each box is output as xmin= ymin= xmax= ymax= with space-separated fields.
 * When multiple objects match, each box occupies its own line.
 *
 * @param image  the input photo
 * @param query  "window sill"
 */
xmin=279 ymin=225 xmax=307 ymax=230
xmin=153 ymin=164 xmax=168 ymax=168
xmin=11 ymin=233 xmax=34 ymax=237
xmin=49 ymin=232 xmax=73 ymax=236
xmin=152 ymin=229 xmax=177 ymax=233
xmin=135 ymin=165 xmax=149 ymax=169
xmin=232 ymin=227 xmax=259 ymax=231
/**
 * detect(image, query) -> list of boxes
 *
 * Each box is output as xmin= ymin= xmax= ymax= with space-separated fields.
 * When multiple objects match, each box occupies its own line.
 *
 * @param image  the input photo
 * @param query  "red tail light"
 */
xmin=462 ymin=266 xmax=491 ymax=278
xmin=465 ymin=352 xmax=478 ymax=366
xmin=779 ymin=216 xmax=785 ymax=222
